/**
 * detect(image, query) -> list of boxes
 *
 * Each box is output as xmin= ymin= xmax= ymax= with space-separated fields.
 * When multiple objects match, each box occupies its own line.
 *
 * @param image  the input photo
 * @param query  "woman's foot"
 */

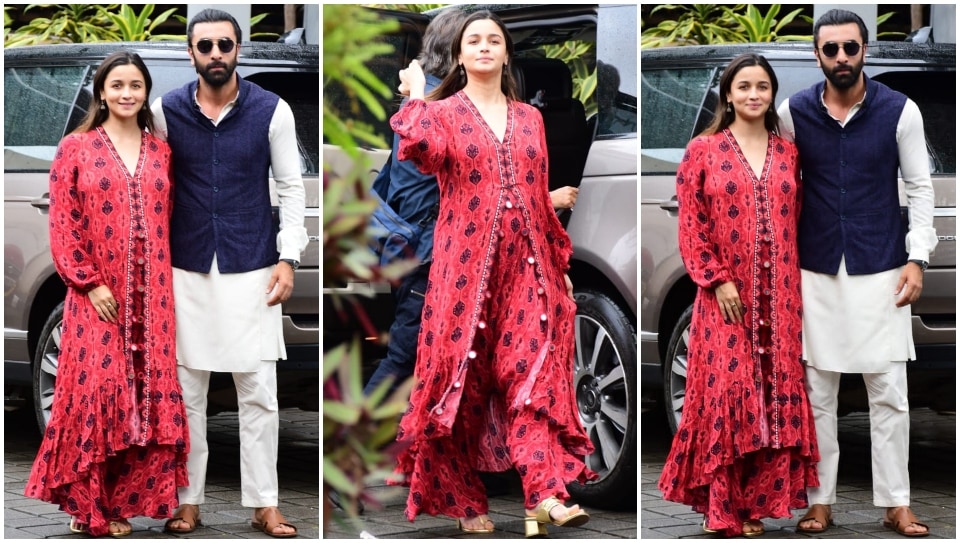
xmin=524 ymin=501 xmax=581 ymax=521
xmin=457 ymin=515 xmax=495 ymax=533
xmin=742 ymin=519 xmax=765 ymax=537
xmin=108 ymin=519 xmax=132 ymax=537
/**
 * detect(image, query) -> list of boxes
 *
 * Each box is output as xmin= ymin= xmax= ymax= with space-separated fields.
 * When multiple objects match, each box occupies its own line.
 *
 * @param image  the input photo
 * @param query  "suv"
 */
xmin=323 ymin=4 xmax=637 ymax=507
xmin=4 ymin=41 xmax=320 ymax=433
xmin=641 ymin=42 xmax=957 ymax=433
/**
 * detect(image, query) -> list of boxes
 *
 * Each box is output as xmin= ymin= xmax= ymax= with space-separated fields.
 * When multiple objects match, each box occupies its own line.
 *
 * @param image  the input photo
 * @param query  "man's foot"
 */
xmin=164 ymin=504 xmax=201 ymax=534
xmin=797 ymin=503 xmax=833 ymax=533
xmin=884 ymin=506 xmax=930 ymax=537
xmin=252 ymin=506 xmax=298 ymax=538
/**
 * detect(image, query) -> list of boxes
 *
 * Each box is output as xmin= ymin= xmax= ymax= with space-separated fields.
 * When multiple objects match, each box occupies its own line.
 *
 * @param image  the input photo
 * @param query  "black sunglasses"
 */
xmin=194 ymin=38 xmax=235 ymax=55
xmin=820 ymin=41 xmax=861 ymax=58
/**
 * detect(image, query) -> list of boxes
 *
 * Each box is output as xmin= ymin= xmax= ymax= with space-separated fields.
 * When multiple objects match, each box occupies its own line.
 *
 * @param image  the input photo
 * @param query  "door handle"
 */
xmin=31 ymin=194 xmax=50 ymax=210
xmin=659 ymin=197 xmax=679 ymax=212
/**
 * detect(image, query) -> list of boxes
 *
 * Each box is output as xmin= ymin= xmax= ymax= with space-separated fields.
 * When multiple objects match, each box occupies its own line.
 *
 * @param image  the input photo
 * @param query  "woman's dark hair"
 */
xmin=814 ymin=9 xmax=868 ymax=49
xmin=73 ymin=50 xmax=155 ymax=134
xmin=700 ymin=53 xmax=780 ymax=136
xmin=187 ymin=8 xmax=242 ymax=45
xmin=418 ymin=8 xmax=467 ymax=78
xmin=428 ymin=10 xmax=519 ymax=102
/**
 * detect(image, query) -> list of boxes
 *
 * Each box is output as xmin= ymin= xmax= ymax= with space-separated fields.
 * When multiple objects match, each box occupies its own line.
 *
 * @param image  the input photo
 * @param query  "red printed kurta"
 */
xmin=658 ymin=129 xmax=819 ymax=535
xmin=388 ymin=92 xmax=594 ymax=520
xmin=25 ymin=128 xmax=189 ymax=537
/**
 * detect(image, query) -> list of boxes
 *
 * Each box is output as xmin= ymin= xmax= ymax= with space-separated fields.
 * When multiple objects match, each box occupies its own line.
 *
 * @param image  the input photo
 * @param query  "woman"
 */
xmin=24 ymin=51 xmax=188 ymax=538
xmin=657 ymin=53 xmax=820 ymax=537
xmin=389 ymin=10 xmax=594 ymax=537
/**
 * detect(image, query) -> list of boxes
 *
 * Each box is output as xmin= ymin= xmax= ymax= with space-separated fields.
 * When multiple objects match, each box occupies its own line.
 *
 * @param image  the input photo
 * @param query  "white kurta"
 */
xmin=779 ymin=89 xmax=937 ymax=374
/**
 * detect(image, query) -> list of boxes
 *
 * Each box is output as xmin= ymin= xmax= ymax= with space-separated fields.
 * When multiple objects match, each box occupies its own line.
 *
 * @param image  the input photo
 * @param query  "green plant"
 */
xmin=641 ymin=4 xmax=746 ymax=48
xmin=4 ymin=4 xmax=119 ymax=46
xmin=726 ymin=4 xmax=808 ymax=42
xmin=99 ymin=4 xmax=180 ymax=42
xmin=542 ymin=41 xmax=598 ymax=118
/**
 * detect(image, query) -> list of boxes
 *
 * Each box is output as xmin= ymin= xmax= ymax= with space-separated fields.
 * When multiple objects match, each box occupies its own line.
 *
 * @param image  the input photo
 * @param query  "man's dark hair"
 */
xmin=188 ymin=8 xmax=243 ymax=45
xmin=814 ymin=9 xmax=869 ymax=48
xmin=418 ymin=8 xmax=466 ymax=78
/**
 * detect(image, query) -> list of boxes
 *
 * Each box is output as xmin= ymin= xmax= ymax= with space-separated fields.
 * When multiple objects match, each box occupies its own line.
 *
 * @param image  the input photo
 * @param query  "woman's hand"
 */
xmin=88 ymin=285 xmax=119 ymax=323
xmin=714 ymin=281 xmax=743 ymax=324
xmin=398 ymin=59 xmax=427 ymax=100
xmin=564 ymin=274 xmax=575 ymax=301
xmin=550 ymin=186 xmax=579 ymax=210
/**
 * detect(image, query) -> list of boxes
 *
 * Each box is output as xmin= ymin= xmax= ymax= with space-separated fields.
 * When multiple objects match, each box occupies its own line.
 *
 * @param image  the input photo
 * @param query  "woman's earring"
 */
xmin=100 ymin=101 xmax=106 ymax=111
xmin=726 ymin=103 xmax=732 ymax=113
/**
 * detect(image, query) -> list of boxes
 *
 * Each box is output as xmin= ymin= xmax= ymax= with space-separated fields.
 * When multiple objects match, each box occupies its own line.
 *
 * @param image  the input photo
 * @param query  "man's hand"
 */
xmin=895 ymin=262 xmax=924 ymax=307
xmin=266 ymin=261 xmax=295 ymax=306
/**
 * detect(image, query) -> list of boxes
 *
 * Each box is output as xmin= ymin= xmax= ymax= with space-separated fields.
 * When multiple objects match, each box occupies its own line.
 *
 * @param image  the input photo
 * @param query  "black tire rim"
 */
xmin=36 ymin=321 xmax=62 ymax=429
xmin=573 ymin=313 xmax=628 ymax=482
xmin=667 ymin=324 xmax=689 ymax=431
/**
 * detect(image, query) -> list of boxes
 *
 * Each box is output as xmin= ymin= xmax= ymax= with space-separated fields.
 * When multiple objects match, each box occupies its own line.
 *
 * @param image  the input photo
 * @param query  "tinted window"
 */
xmin=874 ymin=71 xmax=955 ymax=175
xmin=249 ymin=72 xmax=320 ymax=175
xmin=640 ymin=68 xmax=714 ymax=173
xmin=4 ymin=66 xmax=89 ymax=171
xmin=596 ymin=4 xmax=637 ymax=137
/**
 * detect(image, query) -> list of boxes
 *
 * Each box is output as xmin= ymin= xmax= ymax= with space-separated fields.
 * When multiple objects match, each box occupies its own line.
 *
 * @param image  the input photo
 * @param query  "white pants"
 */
xmin=804 ymin=363 xmax=911 ymax=507
xmin=177 ymin=363 xmax=280 ymax=508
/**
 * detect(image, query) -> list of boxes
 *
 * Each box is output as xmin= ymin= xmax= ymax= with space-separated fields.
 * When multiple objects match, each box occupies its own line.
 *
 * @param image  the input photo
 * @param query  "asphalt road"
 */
xmin=641 ymin=405 xmax=956 ymax=539
xmin=4 ymin=405 xmax=320 ymax=539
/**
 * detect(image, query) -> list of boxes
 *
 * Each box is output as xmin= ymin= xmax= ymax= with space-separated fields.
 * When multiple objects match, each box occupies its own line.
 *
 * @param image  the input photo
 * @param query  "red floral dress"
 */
xmin=25 ymin=128 xmax=189 ymax=537
xmin=388 ymin=93 xmax=595 ymax=521
xmin=658 ymin=129 xmax=819 ymax=536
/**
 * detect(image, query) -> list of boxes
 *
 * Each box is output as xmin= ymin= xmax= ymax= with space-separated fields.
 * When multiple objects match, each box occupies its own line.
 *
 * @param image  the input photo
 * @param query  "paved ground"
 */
xmin=4 ymin=406 xmax=320 ymax=539
xmin=324 ymin=472 xmax=638 ymax=539
xmin=641 ymin=406 xmax=956 ymax=539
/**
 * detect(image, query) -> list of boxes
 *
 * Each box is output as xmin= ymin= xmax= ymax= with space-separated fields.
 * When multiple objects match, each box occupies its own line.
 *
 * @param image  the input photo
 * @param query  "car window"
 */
xmin=640 ymin=68 xmax=714 ymax=174
xmin=4 ymin=65 xmax=89 ymax=172
xmin=248 ymin=72 xmax=320 ymax=175
xmin=596 ymin=4 xmax=637 ymax=138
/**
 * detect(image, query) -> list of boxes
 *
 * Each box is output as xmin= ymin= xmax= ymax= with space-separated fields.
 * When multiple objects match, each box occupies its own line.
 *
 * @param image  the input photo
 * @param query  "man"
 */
xmin=777 ymin=9 xmax=936 ymax=537
xmin=362 ymin=7 xmax=466 ymax=398
xmin=150 ymin=8 xmax=307 ymax=538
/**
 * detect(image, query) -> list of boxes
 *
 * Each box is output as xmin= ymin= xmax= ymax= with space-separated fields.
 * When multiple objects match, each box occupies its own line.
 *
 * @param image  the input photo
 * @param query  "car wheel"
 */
xmin=32 ymin=301 xmax=64 ymax=435
xmin=663 ymin=304 xmax=693 ymax=435
xmin=566 ymin=288 xmax=636 ymax=508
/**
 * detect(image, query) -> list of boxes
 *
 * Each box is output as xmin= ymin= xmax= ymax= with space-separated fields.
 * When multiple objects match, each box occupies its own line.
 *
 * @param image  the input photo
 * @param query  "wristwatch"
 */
xmin=279 ymin=258 xmax=300 ymax=270
xmin=908 ymin=259 xmax=928 ymax=271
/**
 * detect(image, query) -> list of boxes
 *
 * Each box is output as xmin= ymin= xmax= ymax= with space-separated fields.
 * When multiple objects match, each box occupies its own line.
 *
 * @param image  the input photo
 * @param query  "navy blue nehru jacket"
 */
xmin=789 ymin=76 xmax=909 ymax=276
xmin=162 ymin=77 xmax=280 ymax=274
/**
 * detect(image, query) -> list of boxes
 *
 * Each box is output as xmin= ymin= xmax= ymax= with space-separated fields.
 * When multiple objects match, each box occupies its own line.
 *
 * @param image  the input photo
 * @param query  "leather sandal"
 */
xmin=164 ymin=504 xmax=202 ymax=534
xmin=884 ymin=506 xmax=930 ymax=537
xmin=797 ymin=503 xmax=834 ymax=534
xmin=252 ymin=506 xmax=298 ymax=538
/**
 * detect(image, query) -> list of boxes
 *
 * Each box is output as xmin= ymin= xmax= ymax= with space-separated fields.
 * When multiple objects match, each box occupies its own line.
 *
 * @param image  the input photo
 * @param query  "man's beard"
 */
xmin=198 ymin=59 xmax=237 ymax=87
xmin=823 ymin=60 xmax=864 ymax=90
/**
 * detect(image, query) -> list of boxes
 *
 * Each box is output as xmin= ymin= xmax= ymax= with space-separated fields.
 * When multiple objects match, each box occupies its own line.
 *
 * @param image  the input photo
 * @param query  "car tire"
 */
xmin=566 ymin=288 xmax=636 ymax=508
xmin=32 ymin=301 xmax=63 ymax=435
xmin=663 ymin=304 xmax=694 ymax=435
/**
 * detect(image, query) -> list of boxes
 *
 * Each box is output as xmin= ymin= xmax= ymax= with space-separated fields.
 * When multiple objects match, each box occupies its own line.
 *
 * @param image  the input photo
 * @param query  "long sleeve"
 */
xmin=390 ymin=98 xmax=448 ymax=176
xmin=898 ymin=99 xmax=938 ymax=261
xmin=269 ymin=98 xmax=308 ymax=260
xmin=676 ymin=137 xmax=731 ymax=289
xmin=48 ymin=134 xmax=103 ymax=291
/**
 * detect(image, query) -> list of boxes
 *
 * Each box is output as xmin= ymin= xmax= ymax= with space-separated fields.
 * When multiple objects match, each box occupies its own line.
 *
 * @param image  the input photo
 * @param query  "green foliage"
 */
xmin=100 ymin=4 xmax=180 ymax=42
xmin=642 ymin=4 xmax=812 ymax=48
xmin=323 ymin=4 xmax=398 ymax=157
xmin=641 ymin=4 xmax=746 ymax=48
xmin=4 ymin=4 xmax=118 ymax=46
xmin=323 ymin=337 xmax=412 ymax=521
xmin=542 ymin=41 xmax=598 ymax=118
xmin=727 ymin=4 xmax=808 ymax=43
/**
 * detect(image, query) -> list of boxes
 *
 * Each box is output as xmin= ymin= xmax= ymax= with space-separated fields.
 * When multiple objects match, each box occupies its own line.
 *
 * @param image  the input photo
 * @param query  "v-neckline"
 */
xmin=459 ymin=91 xmax=511 ymax=145
xmin=724 ymin=128 xmax=771 ymax=181
xmin=97 ymin=126 xmax=145 ymax=179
